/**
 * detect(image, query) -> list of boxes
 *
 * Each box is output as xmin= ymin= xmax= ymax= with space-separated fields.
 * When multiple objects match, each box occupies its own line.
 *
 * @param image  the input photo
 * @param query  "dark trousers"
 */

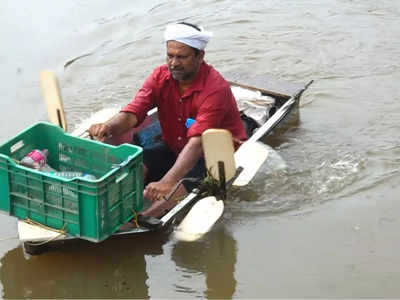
xmin=143 ymin=141 xmax=206 ymax=192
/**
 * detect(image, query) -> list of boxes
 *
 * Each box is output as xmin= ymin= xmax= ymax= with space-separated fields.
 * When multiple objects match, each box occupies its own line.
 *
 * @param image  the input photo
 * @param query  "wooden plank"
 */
xmin=18 ymin=221 xmax=66 ymax=242
xmin=40 ymin=70 xmax=68 ymax=131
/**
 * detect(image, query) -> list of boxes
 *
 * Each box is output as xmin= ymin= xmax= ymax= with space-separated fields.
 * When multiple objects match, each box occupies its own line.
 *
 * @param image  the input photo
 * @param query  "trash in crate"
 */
xmin=20 ymin=149 xmax=49 ymax=169
xmin=51 ymin=171 xmax=96 ymax=180
xmin=20 ymin=148 xmax=97 ymax=180
xmin=41 ymin=164 xmax=57 ymax=173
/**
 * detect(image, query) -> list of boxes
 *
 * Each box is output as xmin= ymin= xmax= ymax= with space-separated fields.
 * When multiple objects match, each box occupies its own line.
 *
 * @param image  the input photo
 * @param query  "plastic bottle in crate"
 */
xmin=20 ymin=149 xmax=49 ymax=169
xmin=54 ymin=171 xmax=96 ymax=180
xmin=41 ymin=164 xmax=57 ymax=173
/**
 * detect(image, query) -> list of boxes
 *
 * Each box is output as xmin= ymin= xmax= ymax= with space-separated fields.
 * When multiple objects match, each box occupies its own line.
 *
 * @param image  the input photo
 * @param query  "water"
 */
xmin=1 ymin=0 xmax=400 ymax=298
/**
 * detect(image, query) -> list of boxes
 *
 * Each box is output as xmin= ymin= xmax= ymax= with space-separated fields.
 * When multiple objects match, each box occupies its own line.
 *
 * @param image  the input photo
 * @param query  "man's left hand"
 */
xmin=144 ymin=180 xmax=175 ymax=202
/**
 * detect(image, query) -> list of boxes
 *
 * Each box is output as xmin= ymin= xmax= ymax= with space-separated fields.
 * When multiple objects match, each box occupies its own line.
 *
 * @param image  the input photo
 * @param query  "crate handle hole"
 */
xmin=10 ymin=140 xmax=25 ymax=153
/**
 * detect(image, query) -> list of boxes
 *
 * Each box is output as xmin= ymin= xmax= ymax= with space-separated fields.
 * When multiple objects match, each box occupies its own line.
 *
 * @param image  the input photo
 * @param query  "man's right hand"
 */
xmin=88 ymin=123 xmax=112 ymax=142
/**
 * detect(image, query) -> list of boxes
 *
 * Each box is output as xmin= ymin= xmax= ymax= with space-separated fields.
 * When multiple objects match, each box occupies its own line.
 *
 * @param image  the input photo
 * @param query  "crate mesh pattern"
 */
xmin=0 ymin=122 xmax=143 ymax=242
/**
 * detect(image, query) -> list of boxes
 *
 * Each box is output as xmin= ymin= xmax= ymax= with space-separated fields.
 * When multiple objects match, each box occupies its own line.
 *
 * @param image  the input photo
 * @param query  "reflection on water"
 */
xmin=1 ymin=232 xmax=168 ymax=298
xmin=171 ymin=224 xmax=237 ymax=299
xmin=1 ymin=224 xmax=238 ymax=299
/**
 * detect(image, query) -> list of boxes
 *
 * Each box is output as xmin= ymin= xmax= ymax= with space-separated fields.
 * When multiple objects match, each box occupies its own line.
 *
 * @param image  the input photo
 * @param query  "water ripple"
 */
xmin=229 ymin=152 xmax=365 ymax=216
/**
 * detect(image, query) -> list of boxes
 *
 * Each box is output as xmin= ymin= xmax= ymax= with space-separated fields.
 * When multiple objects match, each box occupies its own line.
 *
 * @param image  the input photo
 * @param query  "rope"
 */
xmin=130 ymin=209 xmax=140 ymax=228
xmin=23 ymin=219 xmax=68 ymax=246
xmin=24 ymin=232 xmax=66 ymax=246
xmin=25 ymin=218 xmax=67 ymax=234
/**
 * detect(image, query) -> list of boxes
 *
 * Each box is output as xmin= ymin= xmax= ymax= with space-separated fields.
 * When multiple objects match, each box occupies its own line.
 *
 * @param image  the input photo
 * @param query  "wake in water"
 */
xmin=229 ymin=142 xmax=400 ymax=219
xmin=228 ymin=151 xmax=366 ymax=216
xmin=70 ymin=107 xmax=121 ymax=136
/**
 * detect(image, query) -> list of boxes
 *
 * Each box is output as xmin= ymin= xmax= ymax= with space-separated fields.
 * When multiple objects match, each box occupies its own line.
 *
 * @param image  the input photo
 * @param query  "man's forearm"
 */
xmin=163 ymin=136 xmax=203 ymax=183
xmin=106 ymin=112 xmax=138 ymax=137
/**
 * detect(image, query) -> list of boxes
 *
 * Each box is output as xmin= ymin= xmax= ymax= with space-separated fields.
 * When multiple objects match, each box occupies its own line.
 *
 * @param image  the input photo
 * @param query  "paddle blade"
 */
xmin=173 ymin=196 xmax=224 ymax=242
xmin=233 ymin=141 xmax=269 ymax=186
xmin=202 ymin=129 xmax=236 ymax=182
xmin=40 ymin=70 xmax=68 ymax=131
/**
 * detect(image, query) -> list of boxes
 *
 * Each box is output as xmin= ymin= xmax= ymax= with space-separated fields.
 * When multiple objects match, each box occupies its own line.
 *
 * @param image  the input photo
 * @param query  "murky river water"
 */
xmin=1 ymin=0 xmax=400 ymax=298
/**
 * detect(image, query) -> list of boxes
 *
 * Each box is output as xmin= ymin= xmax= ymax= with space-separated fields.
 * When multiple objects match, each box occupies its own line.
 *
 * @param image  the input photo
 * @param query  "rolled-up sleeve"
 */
xmin=121 ymin=74 xmax=156 ymax=125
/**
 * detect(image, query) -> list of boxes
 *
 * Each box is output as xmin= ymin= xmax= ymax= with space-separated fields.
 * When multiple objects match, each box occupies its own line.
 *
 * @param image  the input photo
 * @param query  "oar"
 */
xmin=173 ymin=129 xmax=270 ymax=242
xmin=173 ymin=196 xmax=224 ymax=242
xmin=39 ymin=70 xmax=68 ymax=131
xmin=232 ymin=140 xmax=269 ymax=186
xmin=174 ymin=81 xmax=316 ymax=241
xmin=173 ymin=129 xmax=234 ymax=241
xmin=40 ymin=69 xmax=121 ymax=139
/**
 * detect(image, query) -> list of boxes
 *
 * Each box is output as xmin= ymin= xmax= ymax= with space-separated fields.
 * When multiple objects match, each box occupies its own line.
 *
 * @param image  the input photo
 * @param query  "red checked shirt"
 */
xmin=121 ymin=61 xmax=247 ymax=154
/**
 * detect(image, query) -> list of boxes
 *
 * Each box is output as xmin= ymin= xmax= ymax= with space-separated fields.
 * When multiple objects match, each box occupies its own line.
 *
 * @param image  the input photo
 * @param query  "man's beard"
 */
xmin=169 ymin=64 xmax=199 ymax=82
xmin=169 ymin=67 xmax=189 ymax=81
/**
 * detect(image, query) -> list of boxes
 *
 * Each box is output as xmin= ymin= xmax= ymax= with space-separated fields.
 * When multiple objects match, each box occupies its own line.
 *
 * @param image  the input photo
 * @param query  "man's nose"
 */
xmin=170 ymin=57 xmax=181 ymax=67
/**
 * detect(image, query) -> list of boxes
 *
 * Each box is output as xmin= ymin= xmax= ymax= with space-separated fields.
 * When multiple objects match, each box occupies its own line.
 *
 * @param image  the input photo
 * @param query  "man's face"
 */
xmin=166 ymin=41 xmax=204 ymax=83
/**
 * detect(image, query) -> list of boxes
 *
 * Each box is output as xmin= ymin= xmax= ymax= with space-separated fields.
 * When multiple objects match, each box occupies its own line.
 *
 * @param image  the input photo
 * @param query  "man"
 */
xmin=89 ymin=22 xmax=247 ymax=218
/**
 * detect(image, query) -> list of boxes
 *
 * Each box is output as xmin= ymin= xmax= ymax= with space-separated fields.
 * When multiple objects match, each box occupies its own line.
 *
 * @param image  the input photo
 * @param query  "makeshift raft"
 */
xmin=5 ymin=72 xmax=312 ymax=254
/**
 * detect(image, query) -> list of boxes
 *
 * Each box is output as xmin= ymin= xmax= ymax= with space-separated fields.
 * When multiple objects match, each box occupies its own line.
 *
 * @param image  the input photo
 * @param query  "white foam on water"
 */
xmin=71 ymin=107 xmax=121 ymax=137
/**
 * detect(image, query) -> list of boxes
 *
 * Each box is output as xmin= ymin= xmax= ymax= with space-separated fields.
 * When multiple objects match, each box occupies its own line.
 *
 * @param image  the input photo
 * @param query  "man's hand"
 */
xmin=88 ymin=112 xmax=139 ymax=142
xmin=88 ymin=123 xmax=112 ymax=142
xmin=141 ymin=137 xmax=203 ymax=217
xmin=144 ymin=136 xmax=203 ymax=202
xmin=144 ymin=180 xmax=176 ymax=201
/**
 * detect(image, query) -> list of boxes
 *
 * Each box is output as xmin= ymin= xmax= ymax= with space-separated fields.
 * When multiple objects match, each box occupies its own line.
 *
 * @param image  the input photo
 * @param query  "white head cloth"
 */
xmin=164 ymin=23 xmax=213 ymax=50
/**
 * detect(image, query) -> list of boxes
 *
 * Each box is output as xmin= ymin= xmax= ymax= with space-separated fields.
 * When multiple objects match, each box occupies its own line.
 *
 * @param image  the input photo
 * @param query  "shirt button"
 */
xmin=178 ymin=117 xmax=182 ymax=122
xmin=177 ymin=136 xmax=182 ymax=141
xmin=179 ymin=99 xmax=183 ymax=103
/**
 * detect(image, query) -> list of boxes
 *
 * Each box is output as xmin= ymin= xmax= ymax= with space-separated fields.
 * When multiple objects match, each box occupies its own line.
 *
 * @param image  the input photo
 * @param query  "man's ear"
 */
xmin=199 ymin=50 xmax=205 ymax=62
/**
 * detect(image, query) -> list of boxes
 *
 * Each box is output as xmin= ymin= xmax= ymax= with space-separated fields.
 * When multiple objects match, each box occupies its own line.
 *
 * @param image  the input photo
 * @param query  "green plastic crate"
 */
xmin=0 ymin=122 xmax=143 ymax=242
